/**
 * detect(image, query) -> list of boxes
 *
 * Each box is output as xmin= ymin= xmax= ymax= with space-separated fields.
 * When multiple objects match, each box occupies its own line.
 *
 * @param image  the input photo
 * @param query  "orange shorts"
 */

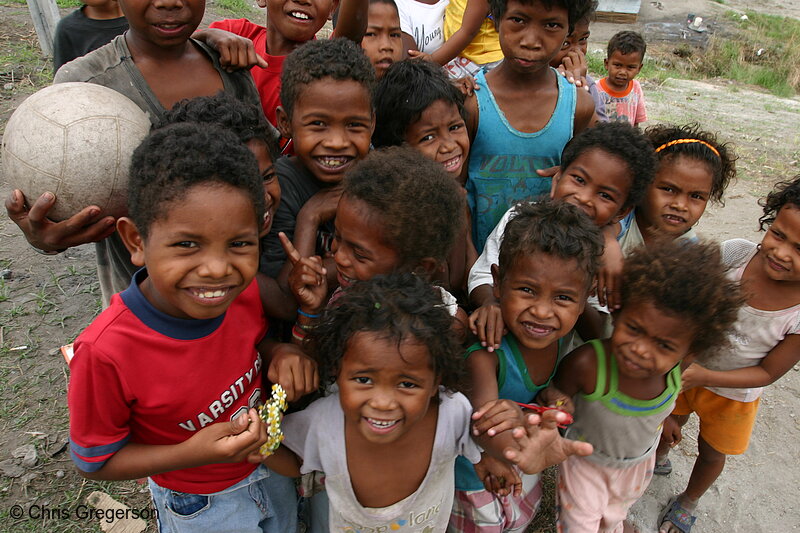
xmin=672 ymin=387 xmax=760 ymax=455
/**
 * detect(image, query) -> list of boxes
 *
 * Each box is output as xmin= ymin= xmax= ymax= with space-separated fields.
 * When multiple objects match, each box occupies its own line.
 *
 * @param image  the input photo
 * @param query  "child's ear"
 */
xmin=491 ymin=263 xmax=502 ymax=300
xmin=415 ymin=257 xmax=440 ymax=278
xmin=610 ymin=205 xmax=633 ymax=224
xmin=116 ymin=217 xmax=146 ymax=267
xmin=604 ymin=57 xmax=609 ymax=70
xmin=276 ymin=106 xmax=292 ymax=139
xmin=327 ymin=0 xmax=341 ymax=20
xmin=549 ymin=168 xmax=563 ymax=199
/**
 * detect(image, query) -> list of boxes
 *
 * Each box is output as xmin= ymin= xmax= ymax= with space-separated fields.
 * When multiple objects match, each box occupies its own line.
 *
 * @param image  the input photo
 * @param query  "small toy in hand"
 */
xmin=514 ymin=401 xmax=574 ymax=429
xmin=258 ymin=384 xmax=288 ymax=456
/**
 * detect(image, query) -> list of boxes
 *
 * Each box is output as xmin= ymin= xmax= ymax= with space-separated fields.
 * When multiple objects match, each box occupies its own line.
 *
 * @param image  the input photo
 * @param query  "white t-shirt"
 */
xmin=704 ymin=239 xmax=800 ymax=403
xmin=282 ymin=390 xmax=481 ymax=532
xmin=395 ymin=0 xmax=449 ymax=54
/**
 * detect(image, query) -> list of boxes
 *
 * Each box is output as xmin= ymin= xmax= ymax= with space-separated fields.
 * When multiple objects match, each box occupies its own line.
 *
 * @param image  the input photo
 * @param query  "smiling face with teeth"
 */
xmin=404 ymin=99 xmax=469 ymax=180
xmin=337 ymin=331 xmax=440 ymax=446
xmin=277 ymin=77 xmax=374 ymax=185
xmin=120 ymin=182 xmax=261 ymax=320
xmin=636 ymin=155 xmax=713 ymax=244
xmin=263 ymin=0 xmax=339 ymax=54
xmin=492 ymin=252 xmax=589 ymax=355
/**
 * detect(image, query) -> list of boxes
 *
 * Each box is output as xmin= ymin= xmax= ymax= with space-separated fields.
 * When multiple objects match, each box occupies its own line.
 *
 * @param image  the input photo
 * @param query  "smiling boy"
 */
xmin=260 ymin=39 xmax=375 ymax=297
xmin=68 ymin=123 xmax=317 ymax=532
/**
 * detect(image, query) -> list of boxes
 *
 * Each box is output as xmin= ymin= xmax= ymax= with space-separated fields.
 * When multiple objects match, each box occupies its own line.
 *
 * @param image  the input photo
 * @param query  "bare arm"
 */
xmin=682 ymin=334 xmax=800 ymax=391
xmin=466 ymin=349 xmax=525 ymax=459
xmin=80 ymin=410 xmax=267 ymax=481
xmin=332 ymin=0 xmax=369 ymax=43
xmin=572 ymin=89 xmax=596 ymax=134
xmin=428 ymin=0 xmax=488 ymax=65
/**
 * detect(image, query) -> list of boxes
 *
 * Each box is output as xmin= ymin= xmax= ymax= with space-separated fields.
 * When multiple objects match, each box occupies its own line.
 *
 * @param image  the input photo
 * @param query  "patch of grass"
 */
xmin=56 ymin=0 xmax=82 ymax=7
xmin=700 ymin=11 xmax=800 ymax=96
xmin=211 ymin=0 xmax=261 ymax=19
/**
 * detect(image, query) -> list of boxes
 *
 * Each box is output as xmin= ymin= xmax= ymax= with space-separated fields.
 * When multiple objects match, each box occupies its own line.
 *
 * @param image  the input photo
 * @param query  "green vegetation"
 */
xmin=56 ymin=0 xmax=82 ymax=7
xmin=212 ymin=0 xmax=261 ymax=19
xmin=702 ymin=11 xmax=800 ymax=97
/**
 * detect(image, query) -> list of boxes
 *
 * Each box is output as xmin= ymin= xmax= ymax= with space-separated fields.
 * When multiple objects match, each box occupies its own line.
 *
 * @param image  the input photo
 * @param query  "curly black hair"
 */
xmin=128 ymin=122 xmax=265 ymax=239
xmin=646 ymin=123 xmax=736 ymax=205
xmin=759 ymin=175 xmax=800 ymax=230
xmin=280 ymin=38 xmax=376 ymax=120
xmin=342 ymin=146 xmax=466 ymax=268
xmin=309 ymin=273 xmax=468 ymax=392
xmin=621 ymin=240 xmax=743 ymax=356
xmin=160 ymin=93 xmax=280 ymax=163
xmin=373 ymin=59 xmax=466 ymax=148
xmin=607 ymin=30 xmax=646 ymax=60
xmin=498 ymin=200 xmax=604 ymax=286
xmin=488 ymin=0 xmax=594 ymax=33
xmin=561 ymin=121 xmax=656 ymax=209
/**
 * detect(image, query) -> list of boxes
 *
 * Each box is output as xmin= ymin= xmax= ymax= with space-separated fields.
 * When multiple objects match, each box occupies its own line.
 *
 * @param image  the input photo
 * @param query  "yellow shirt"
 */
xmin=443 ymin=0 xmax=503 ymax=64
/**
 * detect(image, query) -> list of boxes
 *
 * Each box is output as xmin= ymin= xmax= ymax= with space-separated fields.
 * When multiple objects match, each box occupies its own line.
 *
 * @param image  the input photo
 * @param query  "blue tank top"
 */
xmin=467 ymin=69 xmax=576 ymax=252
xmin=454 ymin=335 xmax=562 ymax=491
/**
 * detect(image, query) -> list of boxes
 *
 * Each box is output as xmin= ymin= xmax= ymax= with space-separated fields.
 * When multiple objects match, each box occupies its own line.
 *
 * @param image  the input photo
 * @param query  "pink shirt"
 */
xmin=596 ymin=78 xmax=647 ymax=126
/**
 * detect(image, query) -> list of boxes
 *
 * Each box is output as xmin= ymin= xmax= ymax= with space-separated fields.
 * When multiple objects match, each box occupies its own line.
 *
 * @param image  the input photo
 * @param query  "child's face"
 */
xmin=492 ymin=252 xmax=588 ymax=353
xmin=550 ymin=148 xmax=632 ymax=227
xmin=404 ymin=100 xmax=470 ymax=178
xmin=638 ymin=155 xmax=712 ymax=238
xmin=333 ymin=195 xmax=401 ymax=288
xmin=759 ymin=204 xmax=800 ymax=283
xmin=118 ymin=0 xmax=203 ymax=48
xmin=125 ymin=183 xmax=260 ymax=319
xmin=277 ymin=78 xmax=374 ymax=185
xmin=337 ymin=331 xmax=439 ymax=445
xmin=246 ymin=139 xmax=280 ymax=234
xmin=496 ymin=0 xmax=569 ymax=75
xmin=263 ymin=0 xmax=337 ymax=44
xmin=603 ymin=50 xmax=643 ymax=91
xmin=611 ymin=300 xmax=694 ymax=380
xmin=549 ymin=18 xmax=590 ymax=67
xmin=361 ymin=2 xmax=404 ymax=79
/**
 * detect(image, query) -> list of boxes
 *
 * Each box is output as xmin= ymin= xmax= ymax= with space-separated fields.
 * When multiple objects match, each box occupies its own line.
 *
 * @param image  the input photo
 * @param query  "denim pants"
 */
xmin=148 ymin=465 xmax=298 ymax=533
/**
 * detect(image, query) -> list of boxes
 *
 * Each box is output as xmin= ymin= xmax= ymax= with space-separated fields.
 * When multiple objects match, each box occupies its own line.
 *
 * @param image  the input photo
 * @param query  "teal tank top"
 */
xmin=467 ymin=69 xmax=576 ymax=252
xmin=454 ymin=335 xmax=562 ymax=491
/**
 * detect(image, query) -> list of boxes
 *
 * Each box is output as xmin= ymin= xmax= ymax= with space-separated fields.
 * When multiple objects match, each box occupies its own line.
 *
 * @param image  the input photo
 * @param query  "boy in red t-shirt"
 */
xmin=68 ymin=122 xmax=317 ymax=532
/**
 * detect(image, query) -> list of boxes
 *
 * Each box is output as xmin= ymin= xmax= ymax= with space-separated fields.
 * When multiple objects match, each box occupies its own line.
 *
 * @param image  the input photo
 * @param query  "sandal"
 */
xmin=658 ymin=496 xmax=697 ymax=533
xmin=653 ymin=457 xmax=672 ymax=475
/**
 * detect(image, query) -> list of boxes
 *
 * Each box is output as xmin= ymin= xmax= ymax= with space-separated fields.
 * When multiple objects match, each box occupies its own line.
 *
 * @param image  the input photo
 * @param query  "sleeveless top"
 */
xmin=564 ymin=340 xmax=681 ymax=468
xmin=467 ymin=69 xmax=576 ymax=252
xmin=454 ymin=334 xmax=562 ymax=491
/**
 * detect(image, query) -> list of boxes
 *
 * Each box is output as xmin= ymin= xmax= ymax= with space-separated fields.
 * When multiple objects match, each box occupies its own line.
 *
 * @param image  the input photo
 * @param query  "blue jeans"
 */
xmin=148 ymin=465 xmax=298 ymax=533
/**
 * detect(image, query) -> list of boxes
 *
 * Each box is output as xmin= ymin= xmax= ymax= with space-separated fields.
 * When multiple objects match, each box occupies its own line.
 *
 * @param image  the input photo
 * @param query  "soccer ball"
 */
xmin=1 ymin=82 xmax=151 ymax=221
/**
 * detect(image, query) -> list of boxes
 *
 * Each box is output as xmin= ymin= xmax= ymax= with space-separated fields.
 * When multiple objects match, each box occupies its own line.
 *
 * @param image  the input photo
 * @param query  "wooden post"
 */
xmin=26 ymin=0 xmax=61 ymax=57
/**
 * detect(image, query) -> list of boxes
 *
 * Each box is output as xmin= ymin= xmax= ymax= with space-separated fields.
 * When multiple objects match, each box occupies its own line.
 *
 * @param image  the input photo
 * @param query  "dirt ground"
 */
xmin=0 ymin=0 xmax=799 ymax=531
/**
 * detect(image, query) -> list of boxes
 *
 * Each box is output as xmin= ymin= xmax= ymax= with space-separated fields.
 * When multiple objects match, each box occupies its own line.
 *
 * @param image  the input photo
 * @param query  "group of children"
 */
xmin=7 ymin=0 xmax=799 ymax=531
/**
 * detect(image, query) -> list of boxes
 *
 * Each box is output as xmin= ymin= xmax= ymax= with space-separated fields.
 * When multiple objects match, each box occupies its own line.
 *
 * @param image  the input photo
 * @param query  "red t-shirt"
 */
xmin=68 ymin=270 xmax=267 ymax=494
xmin=209 ymin=19 xmax=286 ymax=126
